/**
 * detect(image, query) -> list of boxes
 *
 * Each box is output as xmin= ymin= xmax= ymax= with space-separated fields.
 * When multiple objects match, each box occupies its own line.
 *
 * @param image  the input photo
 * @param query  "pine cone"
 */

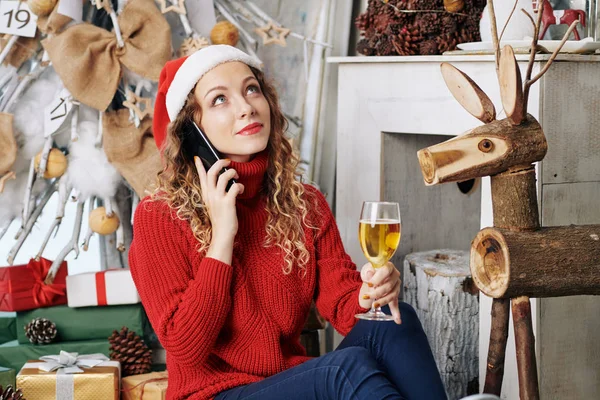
xmin=416 ymin=13 xmax=440 ymax=36
xmin=391 ymin=25 xmax=422 ymax=55
xmin=0 ymin=385 xmax=24 ymax=400
xmin=420 ymin=39 xmax=439 ymax=55
xmin=108 ymin=327 xmax=152 ymax=376
xmin=25 ymin=318 xmax=57 ymax=345
xmin=436 ymin=33 xmax=458 ymax=54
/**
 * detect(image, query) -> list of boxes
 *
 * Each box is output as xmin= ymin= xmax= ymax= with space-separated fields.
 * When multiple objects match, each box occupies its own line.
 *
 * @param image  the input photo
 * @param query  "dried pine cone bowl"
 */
xmin=354 ymin=0 xmax=484 ymax=56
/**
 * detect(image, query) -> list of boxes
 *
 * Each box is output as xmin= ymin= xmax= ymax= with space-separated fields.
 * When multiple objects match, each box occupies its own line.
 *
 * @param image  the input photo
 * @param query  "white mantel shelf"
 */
xmin=328 ymin=53 xmax=600 ymax=64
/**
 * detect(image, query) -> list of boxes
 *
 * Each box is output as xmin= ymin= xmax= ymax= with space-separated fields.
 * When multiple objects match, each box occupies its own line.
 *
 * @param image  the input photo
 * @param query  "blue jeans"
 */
xmin=215 ymin=302 xmax=447 ymax=400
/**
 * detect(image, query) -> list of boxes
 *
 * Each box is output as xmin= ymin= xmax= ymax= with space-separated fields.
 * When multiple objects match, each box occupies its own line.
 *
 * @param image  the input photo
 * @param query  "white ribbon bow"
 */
xmin=36 ymin=351 xmax=109 ymax=374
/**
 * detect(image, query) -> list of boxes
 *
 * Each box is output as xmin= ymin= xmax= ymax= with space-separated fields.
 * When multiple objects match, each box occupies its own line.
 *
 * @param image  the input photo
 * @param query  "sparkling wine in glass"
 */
xmin=355 ymin=201 xmax=401 ymax=321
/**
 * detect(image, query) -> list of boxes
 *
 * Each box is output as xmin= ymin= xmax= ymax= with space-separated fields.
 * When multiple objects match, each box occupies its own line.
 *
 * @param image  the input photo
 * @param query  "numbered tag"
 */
xmin=44 ymin=89 xmax=74 ymax=137
xmin=0 ymin=1 xmax=38 ymax=37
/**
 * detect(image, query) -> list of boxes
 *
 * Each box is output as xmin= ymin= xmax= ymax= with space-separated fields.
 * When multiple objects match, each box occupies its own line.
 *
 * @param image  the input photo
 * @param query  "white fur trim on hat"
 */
xmin=165 ymin=45 xmax=263 ymax=121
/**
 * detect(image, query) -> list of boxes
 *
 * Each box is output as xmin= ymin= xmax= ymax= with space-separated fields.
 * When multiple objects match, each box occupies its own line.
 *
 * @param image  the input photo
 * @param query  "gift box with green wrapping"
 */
xmin=0 ymin=312 xmax=16 ymax=344
xmin=0 ymin=339 xmax=110 ymax=372
xmin=16 ymin=304 xmax=154 ymax=345
xmin=0 ymin=366 xmax=15 ymax=390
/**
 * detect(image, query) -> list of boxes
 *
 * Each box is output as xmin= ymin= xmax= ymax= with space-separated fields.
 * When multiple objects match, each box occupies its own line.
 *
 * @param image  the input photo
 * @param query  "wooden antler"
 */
xmin=486 ymin=0 xmax=501 ymax=72
xmin=522 ymin=0 xmax=579 ymax=115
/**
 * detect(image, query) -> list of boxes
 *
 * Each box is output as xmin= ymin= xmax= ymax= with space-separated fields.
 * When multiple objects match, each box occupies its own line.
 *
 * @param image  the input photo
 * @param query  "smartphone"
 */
xmin=185 ymin=121 xmax=236 ymax=191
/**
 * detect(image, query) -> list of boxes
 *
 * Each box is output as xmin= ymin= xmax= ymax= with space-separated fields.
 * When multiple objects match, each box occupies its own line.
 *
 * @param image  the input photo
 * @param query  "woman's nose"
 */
xmin=236 ymin=98 xmax=256 ymax=119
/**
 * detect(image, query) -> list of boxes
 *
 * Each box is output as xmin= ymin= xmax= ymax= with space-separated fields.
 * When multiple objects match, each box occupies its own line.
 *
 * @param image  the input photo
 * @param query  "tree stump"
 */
xmin=403 ymin=250 xmax=479 ymax=399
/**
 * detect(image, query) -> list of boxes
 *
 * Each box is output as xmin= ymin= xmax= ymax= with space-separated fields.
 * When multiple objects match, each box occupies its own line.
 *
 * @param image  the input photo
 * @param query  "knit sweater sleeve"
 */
xmin=308 ymin=186 xmax=369 ymax=336
xmin=128 ymin=198 xmax=233 ymax=366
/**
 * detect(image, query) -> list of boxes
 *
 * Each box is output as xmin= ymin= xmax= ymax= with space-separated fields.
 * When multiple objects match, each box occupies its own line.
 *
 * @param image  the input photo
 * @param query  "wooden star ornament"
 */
xmin=123 ymin=90 xmax=152 ymax=121
xmin=156 ymin=0 xmax=187 ymax=15
xmin=178 ymin=36 xmax=209 ymax=57
xmin=255 ymin=21 xmax=290 ymax=47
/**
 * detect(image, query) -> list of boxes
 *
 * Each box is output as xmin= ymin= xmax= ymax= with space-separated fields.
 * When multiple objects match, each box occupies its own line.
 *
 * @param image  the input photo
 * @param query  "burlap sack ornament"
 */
xmin=0 ymin=33 xmax=40 ymax=68
xmin=36 ymin=0 xmax=72 ymax=35
xmin=0 ymin=112 xmax=17 ymax=175
xmin=102 ymin=109 xmax=162 ymax=198
xmin=42 ymin=0 xmax=172 ymax=111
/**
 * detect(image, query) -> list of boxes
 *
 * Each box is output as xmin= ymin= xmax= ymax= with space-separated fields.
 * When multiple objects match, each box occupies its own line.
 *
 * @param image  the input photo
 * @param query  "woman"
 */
xmin=129 ymin=45 xmax=446 ymax=400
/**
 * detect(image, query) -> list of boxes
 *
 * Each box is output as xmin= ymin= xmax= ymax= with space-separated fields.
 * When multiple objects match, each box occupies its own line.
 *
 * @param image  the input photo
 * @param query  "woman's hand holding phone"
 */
xmin=194 ymin=157 xmax=245 ymax=265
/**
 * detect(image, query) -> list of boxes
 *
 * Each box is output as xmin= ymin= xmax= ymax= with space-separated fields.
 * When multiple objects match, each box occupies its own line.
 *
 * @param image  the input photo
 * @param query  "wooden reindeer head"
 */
xmin=417 ymin=45 xmax=547 ymax=186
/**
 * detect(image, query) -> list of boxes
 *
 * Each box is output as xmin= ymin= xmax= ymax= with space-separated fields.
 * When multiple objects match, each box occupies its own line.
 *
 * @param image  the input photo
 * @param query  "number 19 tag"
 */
xmin=0 ymin=1 xmax=37 ymax=38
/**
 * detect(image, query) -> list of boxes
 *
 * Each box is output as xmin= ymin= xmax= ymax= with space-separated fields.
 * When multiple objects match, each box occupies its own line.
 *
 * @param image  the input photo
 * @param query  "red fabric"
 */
xmin=153 ymin=56 xmax=188 ymax=152
xmin=129 ymin=154 xmax=369 ymax=400
xmin=95 ymin=271 xmax=108 ymax=306
xmin=0 ymin=258 xmax=68 ymax=312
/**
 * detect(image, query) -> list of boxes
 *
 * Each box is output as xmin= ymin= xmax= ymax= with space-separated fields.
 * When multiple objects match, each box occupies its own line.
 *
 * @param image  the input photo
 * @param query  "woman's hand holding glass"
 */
xmin=359 ymin=262 xmax=402 ymax=324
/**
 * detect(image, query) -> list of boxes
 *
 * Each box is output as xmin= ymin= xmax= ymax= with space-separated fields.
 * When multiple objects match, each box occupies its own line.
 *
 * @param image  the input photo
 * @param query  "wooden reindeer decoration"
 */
xmin=416 ymin=1 xmax=599 ymax=399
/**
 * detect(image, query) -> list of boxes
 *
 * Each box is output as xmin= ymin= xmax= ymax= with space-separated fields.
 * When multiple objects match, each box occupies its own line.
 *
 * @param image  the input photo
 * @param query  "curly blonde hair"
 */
xmin=152 ymin=66 xmax=317 ymax=275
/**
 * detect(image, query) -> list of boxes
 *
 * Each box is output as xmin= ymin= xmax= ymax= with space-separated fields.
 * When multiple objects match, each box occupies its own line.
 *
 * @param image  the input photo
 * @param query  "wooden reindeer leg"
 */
xmin=512 ymin=296 xmax=539 ymax=400
xmin=499 ymin=45 xmax=524 ymax=125
xmin=484 ymin=298 xmax=510 ymax=395
xmin=440 ymin=63 xmax=496 ymax=123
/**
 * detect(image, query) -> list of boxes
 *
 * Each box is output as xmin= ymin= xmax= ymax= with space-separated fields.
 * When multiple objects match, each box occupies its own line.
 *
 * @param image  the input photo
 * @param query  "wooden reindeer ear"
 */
xmin=440 ymin=62 xmax=496 ymax=123
xmin=499 ymin=45 xmax=525 ymax=125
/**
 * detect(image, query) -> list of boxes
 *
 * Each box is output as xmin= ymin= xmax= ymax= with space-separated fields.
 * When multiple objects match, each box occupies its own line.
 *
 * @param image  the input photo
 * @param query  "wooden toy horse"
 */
xmin=537 ymin=0 xmax=586 ymax=40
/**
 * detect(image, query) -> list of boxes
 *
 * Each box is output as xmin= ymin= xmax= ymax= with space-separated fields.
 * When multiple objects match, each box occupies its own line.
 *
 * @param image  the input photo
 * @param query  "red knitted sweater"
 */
xmin=129 ymin=151 xmax=368 ymax=400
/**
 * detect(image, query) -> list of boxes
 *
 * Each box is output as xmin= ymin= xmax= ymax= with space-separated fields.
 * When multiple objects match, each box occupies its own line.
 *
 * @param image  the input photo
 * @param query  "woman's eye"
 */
xmin=247 ymin=85 xmax=259 ymax=95
xmin=212 ymin=95 xmax=226 ymax=106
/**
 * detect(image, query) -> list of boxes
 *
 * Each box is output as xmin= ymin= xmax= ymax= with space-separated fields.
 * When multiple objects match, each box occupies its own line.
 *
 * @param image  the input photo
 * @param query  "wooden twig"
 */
xmin=44 ymin=199 xmax=85 ymax=284
xmin=527 ymin=19 xmax=579 ymax=88
xmin=82 ymin=196 xmax=96 ymax=251
xmin=499 ymin=0 xmax=520 ymax=42
xmin=112 ymin=197 xmax=125 ymax=252
xmin=487 ymin=0 xmax=501 ymax=72
xmin=95 ymin=111 xmax=103 ymax=148
xmin=7 ymin=181 xmax=57 ymax=265
xmin=130 ymin=191 xmax=139 ymax=225
xmin=214 ymin=0 xmax=257 ymax=49
xmin=104 ymin=197 xmax=114 ymax=217
xmin=522 ymin=0 xmax=544 ymax=115
xmin=0 ymin=35 xmax=18 ymax=66
xmin=20 ymin=158 xmax=37 ymax=232
xmin=70 ymin=103 xmax=79 ymax=142
xmin=71 ymin=188 xmax=80 ymax=202
xmin=0 ymin=218 xmax=13 ymax=241
xmin=521 ymin=9 xmax=535 ymax=30
xmin=35 ymin=176 xmax=71 ymax=260
xmin=37 ymin=136 xmax=53 ymax=179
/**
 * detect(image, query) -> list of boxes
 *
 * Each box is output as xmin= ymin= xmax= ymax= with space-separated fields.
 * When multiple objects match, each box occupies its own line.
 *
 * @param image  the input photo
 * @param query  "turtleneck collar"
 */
xmin=229 ymin=150 xmax=268 ymax=201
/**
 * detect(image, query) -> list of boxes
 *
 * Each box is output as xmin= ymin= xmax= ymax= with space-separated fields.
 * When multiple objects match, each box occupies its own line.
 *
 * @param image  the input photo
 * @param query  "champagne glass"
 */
xmin=355 ymin=201 xmax=401 ymax=321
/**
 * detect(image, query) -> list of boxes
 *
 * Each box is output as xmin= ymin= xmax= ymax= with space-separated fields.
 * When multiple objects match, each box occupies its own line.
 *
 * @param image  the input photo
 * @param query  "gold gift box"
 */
xmin=17 ymin=360 xmax=119 ymax=400
xmin=122 ymin=371 xmax=168 ymax=400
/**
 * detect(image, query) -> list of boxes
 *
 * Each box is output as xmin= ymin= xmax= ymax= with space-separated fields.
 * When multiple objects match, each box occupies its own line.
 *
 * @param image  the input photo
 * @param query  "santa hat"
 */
xmin=152 ymin=45 xmax=263 ymax=151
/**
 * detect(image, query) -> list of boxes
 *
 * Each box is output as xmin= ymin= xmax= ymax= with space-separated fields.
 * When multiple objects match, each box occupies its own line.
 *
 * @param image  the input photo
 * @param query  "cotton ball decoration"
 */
xmin=89 ymin=206 xmax=120 ymax=235
xmin=480 ymin=0 xmax=534 ymax=42
xmin=210 ymin=21 xmax=239 ymax=46
xmin=13 ymin=69 xmax=63 ymax=162
xmin=27 ymin=0 xmax=57 ymax=17
xmin=66 ymin=121 xmax=121 ymax=201
xmin=34 ymin=148 xmax=67 ymax=178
